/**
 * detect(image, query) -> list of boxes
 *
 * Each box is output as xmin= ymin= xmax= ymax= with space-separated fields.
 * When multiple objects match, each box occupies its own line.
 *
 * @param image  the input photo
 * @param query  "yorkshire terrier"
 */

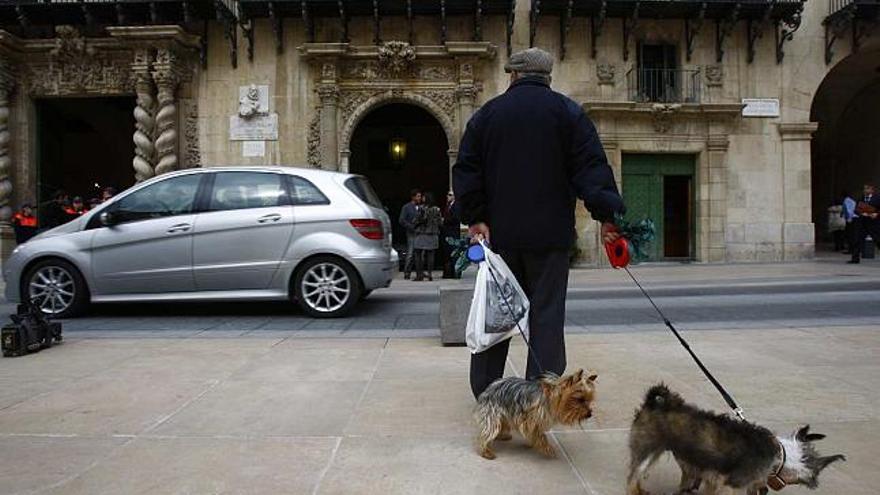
xmin=474 ymin=369 xmax=597 ymax=459
xmin=627 ymin=384 xmax=845 ymax=495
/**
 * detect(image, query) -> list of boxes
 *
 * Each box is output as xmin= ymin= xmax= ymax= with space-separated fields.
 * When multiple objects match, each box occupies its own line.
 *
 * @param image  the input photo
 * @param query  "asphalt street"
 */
xmin=2 ymin=260 xmax=878 ymax=336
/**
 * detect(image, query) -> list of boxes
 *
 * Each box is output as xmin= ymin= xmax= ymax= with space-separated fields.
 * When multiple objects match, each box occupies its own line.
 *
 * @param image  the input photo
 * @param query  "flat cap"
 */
xmin=504 ymin=48 xmax=553 ymax=75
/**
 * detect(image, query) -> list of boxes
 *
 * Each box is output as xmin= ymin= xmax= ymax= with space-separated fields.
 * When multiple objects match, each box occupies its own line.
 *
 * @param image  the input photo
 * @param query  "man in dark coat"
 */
xmin=848 ymin=182 xmax=880 ymax=264
xmin=453 ymin=47 xmax=625 ymax=399
xmin=398 ymin=189 xmax=423 ymax=279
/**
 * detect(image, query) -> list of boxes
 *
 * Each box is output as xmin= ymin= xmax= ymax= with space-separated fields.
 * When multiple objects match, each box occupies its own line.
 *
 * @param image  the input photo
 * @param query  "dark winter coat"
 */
xmin=414 ymin=205 xmax=442 ymax=250
xmin=452 ymin=76 xmax=624 ymax=250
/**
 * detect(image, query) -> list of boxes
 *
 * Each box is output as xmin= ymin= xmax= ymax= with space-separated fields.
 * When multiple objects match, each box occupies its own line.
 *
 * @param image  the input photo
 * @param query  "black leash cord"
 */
xmin=622 ymin=266 xmax=745 ymax=421
xmin=485 ymin=264 xmax=546 ymax=376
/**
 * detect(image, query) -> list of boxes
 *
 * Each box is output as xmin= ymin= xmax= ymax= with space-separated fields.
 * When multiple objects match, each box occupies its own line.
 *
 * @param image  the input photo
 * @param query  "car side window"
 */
xmin=113 ymin=174 xmax=202 ymax=224
xmin=289 ymin=176 xmax=330 ymax=205
xmin=208 ymin=172 xmax=288 ymax=212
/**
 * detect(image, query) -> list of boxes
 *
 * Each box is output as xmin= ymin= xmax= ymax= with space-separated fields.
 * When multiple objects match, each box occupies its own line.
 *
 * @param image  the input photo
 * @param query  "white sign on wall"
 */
xmin=242 ymin=140 xmax=266 ymax=157
xmin=229 ymin=113 xmax=279 ymax=141
xmin=742 ymin=98 xmax=780 ymax=118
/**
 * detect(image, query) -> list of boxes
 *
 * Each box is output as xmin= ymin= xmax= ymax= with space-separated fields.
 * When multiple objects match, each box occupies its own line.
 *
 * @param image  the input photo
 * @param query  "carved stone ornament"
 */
xmin=25 ymin=26 xmax=135 ymax=96
xmin=704 ymin=64 xmax=724 ymax=87
xmin=377 ymin=41 xmax=416 ymax=76
xmin=341 ymin=61 xmax=453 ymax=81
xmin=182 ymin=99 xmax=201 ymax=168
xmin=306 ymin=110 xmax=322 ymax=168
xmin=650 ymin=103 xmax=681 ymax=133
xmin=238 ymin=84 xmax=261 ymax=119
xmin=596 ymin=63 xmax=616 ymax=85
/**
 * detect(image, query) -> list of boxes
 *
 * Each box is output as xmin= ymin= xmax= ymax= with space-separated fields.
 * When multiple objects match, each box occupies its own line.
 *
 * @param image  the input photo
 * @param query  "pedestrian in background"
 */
xmin=441 ymin=191 xmax=461 ymax=279
xmin=849 ymin=183 xmax=880 ymax=264
xmin=413 ymin=192 xmax=443 ymax=282
xmin=101 ymin=186 xmax=117 ymax=202
xmin=453 ymin=47 xmax=625 ymax=399
xmin=842 ymin=190 xmax=856 ymax=254
xmin=11 ymin=203 xmax=38 ymax=244
xmin=398 ymin=188 xmax=423 ymax=280
xmin=41 ymin=190 xmax=70 ymax=229
xmin=826 ymin=199 xmax=845 ymax=252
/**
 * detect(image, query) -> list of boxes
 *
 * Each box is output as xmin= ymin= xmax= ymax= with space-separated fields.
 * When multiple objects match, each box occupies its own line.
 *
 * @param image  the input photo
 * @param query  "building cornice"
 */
xmin=298 ymin=42 xmax=497 ymax=60
xmin=777 ymin=122 xmax=818 ymax=141
xmin=582 ymin=101 xmax=745 ymax=117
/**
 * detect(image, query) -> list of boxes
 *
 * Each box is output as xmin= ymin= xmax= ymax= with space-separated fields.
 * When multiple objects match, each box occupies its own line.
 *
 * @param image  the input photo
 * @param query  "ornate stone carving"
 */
xmin=321 ymin=62 xmax=337 ymax=80
xmin=317 ymin=84 xmax=340 ymax=104
xmin=416 ymin=89 xmax=456 ymax=117
xmin=704 ymin=64 xmax=724 ymax=87
xmin=152 ymin=48 xmax=180 ymax=176
xmin=339 ymin=90 xmax=386 ymax=122
xmin=238 ymin=84 xmax=261 ymax=118
xmin=132 ymin=50 xmax=156 ymax=183
xmin=0 ymin=63 xmax=14 ymax=222
xmin=459 ymin=63 xmax=474 ymax=81
xmin=596 ymin=63 xmax=616 ymax=85
xmin=419 ymin=64 xmax=454 ymax=80
xmin=182 ymin=99 xmax=201 ymax=168
xmin=377 ymin=41 xmax=416 ymax=76
xmin=25 ymin=25 xmax=134 ymax=96
xmin=342 ymin=62 xmax=379 ymax=80
xmin=650 ymin=103 xmax=681 ymax=133
xmin=306 ymin=110 xmax=322 ymax=168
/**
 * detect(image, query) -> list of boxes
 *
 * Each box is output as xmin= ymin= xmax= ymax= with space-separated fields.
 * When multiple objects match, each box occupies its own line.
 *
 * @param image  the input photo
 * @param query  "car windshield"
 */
xmin=345 ymin=177 xmax=383 ymax=209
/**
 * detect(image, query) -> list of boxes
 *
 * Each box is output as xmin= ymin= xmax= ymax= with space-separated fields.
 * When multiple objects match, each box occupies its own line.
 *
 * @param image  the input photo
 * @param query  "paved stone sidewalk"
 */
xmin=0 ymin=324 xmax=875 ymax=494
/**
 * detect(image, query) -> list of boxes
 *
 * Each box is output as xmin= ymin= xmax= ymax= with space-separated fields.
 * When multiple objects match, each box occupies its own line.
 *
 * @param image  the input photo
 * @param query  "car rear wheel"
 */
xmin=294 ymin=256 xmax=362 ymax=318
xmin=22 ymin=259 xmax=89 ymax=318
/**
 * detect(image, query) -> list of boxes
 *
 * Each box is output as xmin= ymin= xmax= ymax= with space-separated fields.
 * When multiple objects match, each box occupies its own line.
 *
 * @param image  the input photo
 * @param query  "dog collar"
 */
xmin=767 ymin=438 xmax=787 ymax=491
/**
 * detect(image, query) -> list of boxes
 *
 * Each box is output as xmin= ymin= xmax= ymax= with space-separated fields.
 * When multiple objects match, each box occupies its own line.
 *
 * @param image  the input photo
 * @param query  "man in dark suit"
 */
xmin=848 ymin=182 xmax=880 ymax=264
xmin=398 ymin=189 xmax=423 ymax=279
xmin=453 ymin=47 xmax=625 ymax=399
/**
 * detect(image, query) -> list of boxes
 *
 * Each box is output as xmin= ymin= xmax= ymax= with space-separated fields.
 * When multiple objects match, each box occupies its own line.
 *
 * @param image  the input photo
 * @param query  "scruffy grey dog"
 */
xmin=627 ymin=384 xmax=845 ymax=495
xmin=474 ymin=370 xmax=597 ymax=459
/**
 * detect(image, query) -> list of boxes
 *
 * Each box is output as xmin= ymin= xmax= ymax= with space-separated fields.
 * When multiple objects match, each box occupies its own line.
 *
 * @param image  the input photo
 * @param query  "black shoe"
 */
xmin=847 ymin=259 xmax=860 ymax=264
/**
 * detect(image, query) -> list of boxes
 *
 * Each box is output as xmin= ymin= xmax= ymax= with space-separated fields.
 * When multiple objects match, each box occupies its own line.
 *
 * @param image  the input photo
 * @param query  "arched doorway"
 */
xmin=349 ymin=103 xmax=451 ymax=256
xmin=811 ymin=46 xmax=880 ymax=250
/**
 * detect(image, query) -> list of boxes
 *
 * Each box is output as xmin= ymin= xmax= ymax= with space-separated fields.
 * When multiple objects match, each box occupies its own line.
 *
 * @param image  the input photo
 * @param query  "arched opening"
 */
xmin=349 ymin=102 xmax=451 ymax=256
xmin=810 ymin=47 xmax=880 ymax=251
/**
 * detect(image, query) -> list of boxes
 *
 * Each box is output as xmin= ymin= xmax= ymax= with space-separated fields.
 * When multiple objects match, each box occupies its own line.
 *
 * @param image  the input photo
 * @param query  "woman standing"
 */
xmin=441 ymin=191 xmax=462 ymax=278
xmin=413 ymin=192 xmax=443 ymax=281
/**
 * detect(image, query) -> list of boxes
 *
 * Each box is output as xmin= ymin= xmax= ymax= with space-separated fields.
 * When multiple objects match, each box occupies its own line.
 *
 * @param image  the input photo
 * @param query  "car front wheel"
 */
xmin=293 ymin=256 xmax=361 ymax=318
xmin=22 ymin=259 xmax=89 ymax=318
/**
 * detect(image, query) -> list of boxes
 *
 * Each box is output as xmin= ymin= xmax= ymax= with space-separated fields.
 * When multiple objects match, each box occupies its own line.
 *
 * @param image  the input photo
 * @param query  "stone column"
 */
xmin=778 ymin=122 xmax=819 ymax=260
xmin=152 ymin=48 xmax=180 ymax=176
xmin=456 ymin=60 xmax=478 ymax=134
xmin=317 ymin=85 xmax=339 ymax=171
xmin=704 ymin=135 xmax=729 ymax=262
xmin=132 ymin=49 xmax=156 ymax=182
xmin=0 ymin=59 xmax=15 ymax=222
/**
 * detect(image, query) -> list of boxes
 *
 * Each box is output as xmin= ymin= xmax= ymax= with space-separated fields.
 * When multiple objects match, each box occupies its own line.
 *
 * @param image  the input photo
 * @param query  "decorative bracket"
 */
xmin=301 ymin=0 xmax=315 ymax=42
xmin=530 ymin=0 xmax=542 ymax=47
xmin=560 ymin=0 xmax=574 ymax=60
xmin=241 ymin=15 xmax=255 ymax=62
xmin=507 ymin=0 xmax=517 ymax=56
xmin=746 ymin=3 xmax=773 ymax=64
xmin=590 ymin=0 xmax=607 ymax=59
xmin=215 ymin=0 xmax=237 ymax=68
xmin=685 ymin=2 xmax=707 ymax=62
xmin=182 ymin=1 xmax=193 ymax=24
xmin=622 ymin=1 xmax=640 ymax=62
xmin=373 ymin=0 xmax=381 ymax=45
xmin=269 ymin=2 xmax=284 ymax=54
xmin=474 ymin=0 xmax=483 ymax=42
xmin=407 ymin=0 xmax=414 ymax=44
xmin=115 ymin=3 xmax=126 ymax=25
xmin=776 ymin=5 xmax=802 ymax=64
xmin=715 ymin=3 xmax=740 ymax=63
xmin=338 ymin=0 xmax=349 ymax=43
xmin=441 ymin=0 xmax=448 ymax=44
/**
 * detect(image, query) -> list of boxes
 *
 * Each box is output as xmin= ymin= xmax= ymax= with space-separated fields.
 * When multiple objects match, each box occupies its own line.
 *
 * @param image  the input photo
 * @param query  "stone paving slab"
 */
xmin=0 ymin=326 xmax=875 ymax=494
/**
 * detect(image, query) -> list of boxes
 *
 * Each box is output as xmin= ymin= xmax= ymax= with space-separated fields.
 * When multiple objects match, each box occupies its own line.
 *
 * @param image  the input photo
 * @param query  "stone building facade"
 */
xmin=0 ymin=0 xmax=877 ymax=265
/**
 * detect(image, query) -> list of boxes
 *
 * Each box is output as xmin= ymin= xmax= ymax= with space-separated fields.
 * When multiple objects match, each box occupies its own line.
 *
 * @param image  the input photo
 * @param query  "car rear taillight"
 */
xmin=350 ymin=219 xmax=384 ymax=240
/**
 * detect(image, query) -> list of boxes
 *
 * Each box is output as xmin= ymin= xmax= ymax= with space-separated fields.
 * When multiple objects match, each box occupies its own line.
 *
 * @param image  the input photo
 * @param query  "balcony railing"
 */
xmin=626 ymin=68 xmax=702 ymax=104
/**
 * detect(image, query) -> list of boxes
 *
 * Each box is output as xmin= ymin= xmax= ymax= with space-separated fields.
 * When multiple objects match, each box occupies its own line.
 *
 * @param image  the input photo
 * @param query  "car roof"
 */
xmin=161 ymin=166 xmax=358 ymax=182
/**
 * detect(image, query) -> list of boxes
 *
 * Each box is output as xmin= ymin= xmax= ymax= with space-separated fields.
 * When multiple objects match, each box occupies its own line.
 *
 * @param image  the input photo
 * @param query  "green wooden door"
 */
xmin=622 ymin=154 xmax=695 ymax=261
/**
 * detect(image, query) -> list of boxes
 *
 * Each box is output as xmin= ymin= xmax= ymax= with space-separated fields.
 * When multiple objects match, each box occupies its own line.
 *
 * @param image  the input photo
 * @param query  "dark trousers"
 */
xmin=469 ymin=248 xmax=569 ymax=399
xmin=414 ymin=249 xmax=436 ymax=280
xmin=844 ymin=222 xmax=855 ymax=252
xmin=851 ymin=217 xmax=880 ymax=261
xmin=832 ymin=230 xmax=845 ymax=252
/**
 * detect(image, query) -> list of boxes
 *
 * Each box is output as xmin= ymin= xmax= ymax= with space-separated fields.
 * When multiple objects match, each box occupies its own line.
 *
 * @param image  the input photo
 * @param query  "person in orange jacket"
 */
xmin=11 ymin=203 xmax=38 ymax=244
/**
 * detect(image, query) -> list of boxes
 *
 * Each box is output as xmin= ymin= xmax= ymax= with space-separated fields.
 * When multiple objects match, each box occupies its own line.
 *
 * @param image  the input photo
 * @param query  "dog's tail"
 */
xmin=642 ymin=383 xmax=685 ymax=411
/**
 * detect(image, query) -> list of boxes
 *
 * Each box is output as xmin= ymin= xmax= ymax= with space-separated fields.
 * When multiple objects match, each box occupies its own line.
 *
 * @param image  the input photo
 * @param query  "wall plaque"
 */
xmin=229 ymin=113 xmax=278 ymax=141
xmin=242 ymin=140 xmax=266 ymax=157
xmin=742 ymin=98 xmax=780 ymax=118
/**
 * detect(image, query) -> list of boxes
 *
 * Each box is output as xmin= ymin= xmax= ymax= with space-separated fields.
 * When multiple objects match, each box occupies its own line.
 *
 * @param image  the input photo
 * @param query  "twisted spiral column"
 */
xmin=132 ymin=51 xmax=156 ymax=183
xmin=152 ymin=53 xmax=179 ymax=176
xmin=0 ymin=87 xmax=12 ymax=222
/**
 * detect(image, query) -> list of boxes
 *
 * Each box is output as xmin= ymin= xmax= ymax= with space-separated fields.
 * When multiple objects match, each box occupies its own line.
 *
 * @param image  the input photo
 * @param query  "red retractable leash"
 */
xmin=605 ymin=236 xmax=745 ymax=420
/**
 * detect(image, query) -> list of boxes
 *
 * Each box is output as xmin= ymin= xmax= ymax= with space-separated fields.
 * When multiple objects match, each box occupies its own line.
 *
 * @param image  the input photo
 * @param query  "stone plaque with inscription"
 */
xmin=229 ymin=114 xmax=278 ymax=141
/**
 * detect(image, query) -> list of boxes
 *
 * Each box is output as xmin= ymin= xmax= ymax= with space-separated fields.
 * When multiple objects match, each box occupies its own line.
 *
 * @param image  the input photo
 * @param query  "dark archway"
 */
xmin=810 ymin=47 xmax=880 ymax=249
xmin=35 ymin=97 xmax=135 ymax=208
xmin=349 ymin=103 xmax=450 ymax=253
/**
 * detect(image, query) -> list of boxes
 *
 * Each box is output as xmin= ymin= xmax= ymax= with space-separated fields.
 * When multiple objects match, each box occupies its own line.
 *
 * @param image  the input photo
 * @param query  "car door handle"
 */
xmin=167 ymin=223 xmax=191 ymax=233
xmin=257 ymin=213 xmax=282 ymax=223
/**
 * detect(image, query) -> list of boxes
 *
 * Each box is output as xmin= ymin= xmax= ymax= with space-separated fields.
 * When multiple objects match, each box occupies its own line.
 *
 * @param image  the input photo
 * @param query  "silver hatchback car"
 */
xmin=4 ymin=167 xmax=396 ymax=318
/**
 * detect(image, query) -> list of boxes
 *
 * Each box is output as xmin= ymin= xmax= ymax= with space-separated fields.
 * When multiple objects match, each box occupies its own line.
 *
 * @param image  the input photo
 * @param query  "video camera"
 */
xmin=1 ymin=298 xmax=62 ymax=357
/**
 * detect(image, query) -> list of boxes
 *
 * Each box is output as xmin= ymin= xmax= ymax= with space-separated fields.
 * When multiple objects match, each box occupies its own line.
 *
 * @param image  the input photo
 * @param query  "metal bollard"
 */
xmin=864 ymin=236 xmax=875 ymax=259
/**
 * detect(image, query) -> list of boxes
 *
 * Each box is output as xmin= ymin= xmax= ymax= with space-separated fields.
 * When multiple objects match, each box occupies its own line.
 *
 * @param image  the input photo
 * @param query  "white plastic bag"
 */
xmin=465 ymin=242 xmax=530 ymax=354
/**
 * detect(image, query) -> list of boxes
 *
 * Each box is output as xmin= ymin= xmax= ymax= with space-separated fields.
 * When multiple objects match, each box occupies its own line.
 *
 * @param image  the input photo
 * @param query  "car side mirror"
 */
xmin=99 ymin=211 xmax=116 ymax=227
